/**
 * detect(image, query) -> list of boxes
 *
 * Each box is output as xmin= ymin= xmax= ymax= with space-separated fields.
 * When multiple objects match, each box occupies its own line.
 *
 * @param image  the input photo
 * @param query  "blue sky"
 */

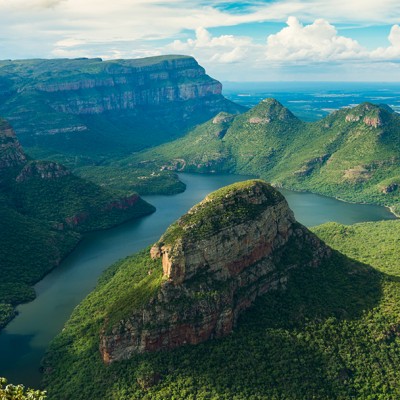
xmin=1 ymin=0 xmax=400 ymax=81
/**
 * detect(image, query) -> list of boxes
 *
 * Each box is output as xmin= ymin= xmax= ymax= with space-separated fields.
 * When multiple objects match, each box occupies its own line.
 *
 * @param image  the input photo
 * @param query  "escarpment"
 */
xmin=99 ymin=180 xmax=331 ymax=363
xmin=0 ymin=56 xmax=245 ymax=155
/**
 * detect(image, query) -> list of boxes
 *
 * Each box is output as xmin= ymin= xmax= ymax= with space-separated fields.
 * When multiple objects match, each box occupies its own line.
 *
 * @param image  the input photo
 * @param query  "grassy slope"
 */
xmin=112 ymin=100 xmax=400 ymax=212
xmin=43 ymin=218 xmax=400 ymax=400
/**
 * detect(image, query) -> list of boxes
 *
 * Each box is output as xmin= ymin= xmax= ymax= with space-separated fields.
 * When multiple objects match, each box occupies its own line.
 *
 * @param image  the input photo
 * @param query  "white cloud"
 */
xmin=168 ymin=27 xmax=258 ymax=64
xmin=371 ymin=25 xmax=400 ymax=60
xmin=265 ymin=17 xmax=366 ymax=62
xmin=1 ymin=1 xmax=400 ymax=79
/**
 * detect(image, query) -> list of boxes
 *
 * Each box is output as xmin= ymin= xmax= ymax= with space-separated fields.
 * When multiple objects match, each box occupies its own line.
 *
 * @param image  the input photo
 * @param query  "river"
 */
xmin=0 ymin=173 xmax=396 ymax=387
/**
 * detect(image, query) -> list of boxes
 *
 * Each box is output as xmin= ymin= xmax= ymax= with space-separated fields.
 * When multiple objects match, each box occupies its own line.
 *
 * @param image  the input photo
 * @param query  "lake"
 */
xmin=0 ymin=173 xmax=396 ymax=387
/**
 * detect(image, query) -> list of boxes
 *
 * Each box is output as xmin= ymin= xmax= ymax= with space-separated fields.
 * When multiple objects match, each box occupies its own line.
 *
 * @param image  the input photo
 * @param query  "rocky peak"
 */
xmin=212 ymin=112 xmax=235 ymax=125
xmin=150 ymin=180 xmax=291 ymax=284
xmin=0 ymin=119 xmax=27 ymax=171
xmin=100 ymin=180 xmax=331 ymax=363
xmin=247 ymin=98 xmax=298 ymax=124
xmin=345 ymin=102 xmax=391 ymax=128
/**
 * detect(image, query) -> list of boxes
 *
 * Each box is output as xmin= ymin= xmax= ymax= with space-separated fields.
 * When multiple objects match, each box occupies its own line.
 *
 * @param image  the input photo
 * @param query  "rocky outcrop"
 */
xmin=16 ymin=161 xmax=71 ymax=182
xmin=0 ymin=120 xmax=27 ymax=170
xmin=294 ymin=154 xmax=330 ymax=177
xmin=363 ymin=116 xmax=383 ymax=128
xmin=99 ymin=180 xmax=331 ymax=363
xmin=345 ymin=103 xmax=386 ymax=128
xmin=0 ymin=56 xmax=244 ymax=154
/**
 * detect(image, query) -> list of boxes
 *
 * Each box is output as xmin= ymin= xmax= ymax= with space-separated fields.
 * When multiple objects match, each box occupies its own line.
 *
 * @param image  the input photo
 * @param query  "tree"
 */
xmin=0 ymin=377 xmax=46 ymax=400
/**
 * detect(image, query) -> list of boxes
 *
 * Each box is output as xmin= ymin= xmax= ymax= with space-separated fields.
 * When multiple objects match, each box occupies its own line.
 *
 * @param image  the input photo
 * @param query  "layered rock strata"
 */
xmin=100 ymin=180 xmax=331 ymax=363
xmin=0 ymin=56 xmax=244 ymax=153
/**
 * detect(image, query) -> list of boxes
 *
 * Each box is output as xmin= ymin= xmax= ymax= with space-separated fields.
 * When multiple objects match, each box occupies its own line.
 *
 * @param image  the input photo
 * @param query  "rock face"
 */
xmin=345 ymin=103 xmax=387 ymax=128
xmin=0 ymin=56 xmax=245 ymax=155
xmin=99 ymin=180 xmax=331 ymax=363
xmin=35 ymin=57 xmax=223 ymax=114
xmin=0 ymin=119 xmax=27 ymax=171
xmin=16 ymin=161 xmax=71 ymax=182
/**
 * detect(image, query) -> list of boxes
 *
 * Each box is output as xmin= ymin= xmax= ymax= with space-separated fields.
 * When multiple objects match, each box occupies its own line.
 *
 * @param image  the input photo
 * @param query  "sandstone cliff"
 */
xmin=99 ymin=180 xmax=331 ymax=363
xmin=0 ymin=56 xmax=245 ymax=156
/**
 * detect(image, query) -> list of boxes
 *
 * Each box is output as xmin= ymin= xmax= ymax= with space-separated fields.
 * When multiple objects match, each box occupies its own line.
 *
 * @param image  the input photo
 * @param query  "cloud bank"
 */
xmin=1 ymin=1 xmax=400 ymax=80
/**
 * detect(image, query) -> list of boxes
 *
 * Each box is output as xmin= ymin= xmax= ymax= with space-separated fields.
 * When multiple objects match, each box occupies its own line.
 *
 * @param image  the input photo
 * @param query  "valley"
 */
xmin=0 ymin=55 xmax=400 ymax=400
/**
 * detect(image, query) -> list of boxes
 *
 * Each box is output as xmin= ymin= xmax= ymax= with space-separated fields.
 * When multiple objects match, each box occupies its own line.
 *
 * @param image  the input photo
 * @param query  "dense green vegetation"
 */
xmin=0 ymin=123 xmax=155 ymax=330
xmin=117 ymin=99 xmax=400 ymax=213
xmin=43 ymin=216 xmax=400 ymax=399
xmin=0 ymin=203 xmax=79 ymax=330
xmin=0 ymin=377 xmax=46 ymax=400
xmin=76 ymin=162 xmax=186 ymax=195
xmin=0 ymin=56 xmax=243 ymax=161
xmin=160 ymin=180 xmax=283 ymax=244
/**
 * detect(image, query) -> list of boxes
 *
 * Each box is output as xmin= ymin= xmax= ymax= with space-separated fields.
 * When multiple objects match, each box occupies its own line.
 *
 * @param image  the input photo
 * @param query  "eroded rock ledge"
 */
xmin=100 ymin=180 xmax=331 ymax=363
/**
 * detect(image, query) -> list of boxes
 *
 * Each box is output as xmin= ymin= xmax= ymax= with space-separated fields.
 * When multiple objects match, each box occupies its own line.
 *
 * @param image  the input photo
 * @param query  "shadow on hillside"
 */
xmin=44 ymin=243 xmax=394 ymax=399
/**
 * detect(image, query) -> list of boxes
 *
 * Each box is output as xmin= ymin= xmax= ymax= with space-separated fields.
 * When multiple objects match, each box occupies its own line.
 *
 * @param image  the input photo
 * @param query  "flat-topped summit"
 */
xmin=100 ymin=180 xmax=331 ymax=362
xmin=150 ymin=180 xmax=289 ymax=284
xmin=0 ymin=55 xmax=245 ymax=157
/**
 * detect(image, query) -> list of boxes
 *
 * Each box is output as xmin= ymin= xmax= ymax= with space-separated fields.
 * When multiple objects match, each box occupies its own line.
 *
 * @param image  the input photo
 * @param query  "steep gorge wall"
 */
xmin=0 ymin=56 xmax=244 ymax=154
xmin=35 ymin=57 xmax=224 ymax=114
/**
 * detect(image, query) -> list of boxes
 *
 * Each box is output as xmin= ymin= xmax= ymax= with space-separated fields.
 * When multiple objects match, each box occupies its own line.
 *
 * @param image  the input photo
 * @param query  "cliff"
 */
xmin=99 ymin=180 xmax=331 ymax=363
xmin=0 ymin=119 xmax=27 ymax=171
xmin=0 ymin=118 xmax=155 ymax=332
xmin=0 ymin=56 xmax=245 ymax=158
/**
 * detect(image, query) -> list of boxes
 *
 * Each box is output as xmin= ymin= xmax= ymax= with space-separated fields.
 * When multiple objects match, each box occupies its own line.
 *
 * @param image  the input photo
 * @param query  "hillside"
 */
xmin=0 ymin=119 xmax=155 ymax=330
xmin=43 ymin=180 xmax=400 ymax=399
xmin=0 ymin=56 xmax=244 ymax=162
xmin=112 ymin=99 xmax=400 ymax=213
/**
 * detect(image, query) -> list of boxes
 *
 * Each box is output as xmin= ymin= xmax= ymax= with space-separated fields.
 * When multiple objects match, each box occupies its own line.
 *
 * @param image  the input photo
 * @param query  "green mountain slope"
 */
xmin=0 ymin=56 xmax=244 ymax=161
xmin=43 ymin=184 xmax=400 ymax=400
xmin=0 ymin=119 xmax=155 ymax=330
xmin=115 ymin=99 xmax=400 ymax=212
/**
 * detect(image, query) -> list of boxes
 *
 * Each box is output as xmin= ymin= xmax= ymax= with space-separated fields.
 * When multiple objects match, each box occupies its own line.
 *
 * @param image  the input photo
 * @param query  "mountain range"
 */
xmin=117 ymin=98 xmax=400 ymax=214
xmin=0 ymin=56 xmax=244 ymax=162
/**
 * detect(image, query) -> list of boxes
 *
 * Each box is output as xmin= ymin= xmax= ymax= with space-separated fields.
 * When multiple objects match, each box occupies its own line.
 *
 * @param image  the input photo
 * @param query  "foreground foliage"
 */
xmin=44 ymin=219 xmax=400 ymax=399
xmin=0 ymin=377 xmax=46 ymax=400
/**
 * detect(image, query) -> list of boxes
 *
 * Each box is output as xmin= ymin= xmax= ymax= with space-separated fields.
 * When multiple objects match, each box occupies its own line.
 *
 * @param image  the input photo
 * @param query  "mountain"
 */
xmin=0 ymin=56 xmax=244 ymax=161
xmin=0 ymin=119 xmax=155 ymax=329
xmin=43 ymin=180 xmax=400 ymax=399
xmin=121 ymin=99 xmax=400 ymax=214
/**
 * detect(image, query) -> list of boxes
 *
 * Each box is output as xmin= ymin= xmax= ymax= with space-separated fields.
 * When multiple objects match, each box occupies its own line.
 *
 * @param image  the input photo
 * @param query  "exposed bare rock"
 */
xmin=381 ymin=183 xmax=399 ymax=194
xmin=249 ymin=117 xmax=271 ymax=124
xmin=294 ymin=154 xmax=330 ymax=177
xmin=363 ymin=116 xmax=383 ymax=128
xmin=16 ymin=161 xmax=71 ymax=182
xmin=99 ymin=180 xmax=331 ymax=363
xmin=212 ymin=112 xmax=235 ymax=125
xmin=345 ymin=114 xmax=361 ymax=123
xmin=0 ymin=120 xmax=27 ymax=170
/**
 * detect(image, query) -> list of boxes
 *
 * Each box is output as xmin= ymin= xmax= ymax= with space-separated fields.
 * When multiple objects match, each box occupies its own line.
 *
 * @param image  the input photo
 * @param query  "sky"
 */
xmin=1 ymin=0 xmax=400 ymax=81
